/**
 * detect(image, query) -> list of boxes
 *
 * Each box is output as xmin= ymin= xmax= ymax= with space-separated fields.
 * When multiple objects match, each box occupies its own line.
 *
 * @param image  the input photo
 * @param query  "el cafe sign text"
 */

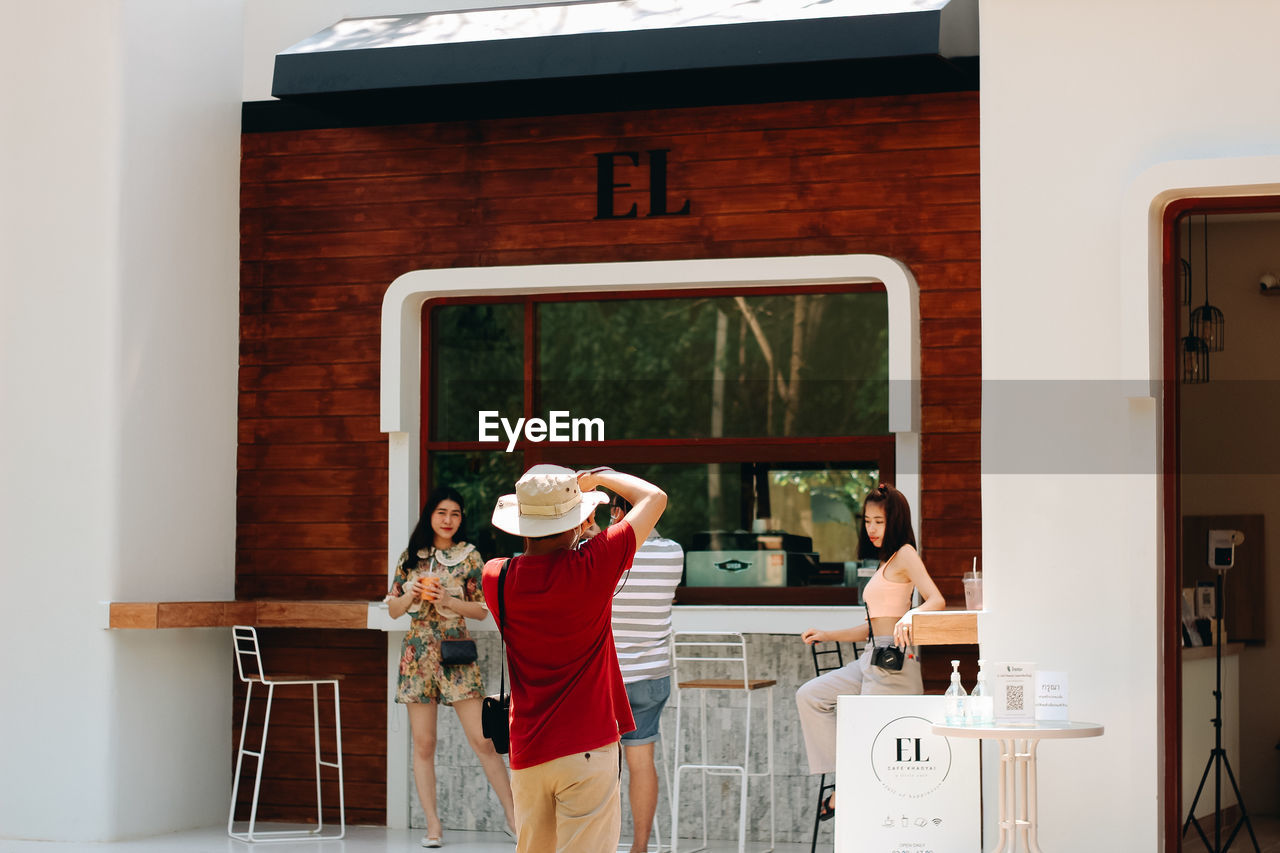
xmin=594 ymin=149 xmax=691 ymax=220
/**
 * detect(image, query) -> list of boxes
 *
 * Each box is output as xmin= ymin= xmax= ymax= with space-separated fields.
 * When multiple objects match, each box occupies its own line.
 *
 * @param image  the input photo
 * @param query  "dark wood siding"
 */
xmin=239 ymin=91 xmax=980 ymax=820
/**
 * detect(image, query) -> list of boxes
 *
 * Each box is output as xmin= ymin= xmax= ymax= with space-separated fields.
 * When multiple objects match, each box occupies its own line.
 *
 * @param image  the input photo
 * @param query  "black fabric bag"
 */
xmin=481 ymin=559 xmax=512 ymax=755
xmin=481 ymin=693 xmax=510 ymax=754
xmin=440 ymin=638 xmax=478 ymax=666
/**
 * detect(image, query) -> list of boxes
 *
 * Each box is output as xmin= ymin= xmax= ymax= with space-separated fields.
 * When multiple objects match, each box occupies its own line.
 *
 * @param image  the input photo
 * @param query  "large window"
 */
xmin=424 ymin=285 xmax=892 ymax=604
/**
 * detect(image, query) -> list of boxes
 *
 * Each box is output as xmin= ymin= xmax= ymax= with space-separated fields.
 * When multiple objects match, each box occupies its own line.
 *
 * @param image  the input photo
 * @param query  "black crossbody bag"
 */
xmin=435 ymin=557 xmax=480 ymax=667
xmin=481 ymin=559 xmax=512 ymax=754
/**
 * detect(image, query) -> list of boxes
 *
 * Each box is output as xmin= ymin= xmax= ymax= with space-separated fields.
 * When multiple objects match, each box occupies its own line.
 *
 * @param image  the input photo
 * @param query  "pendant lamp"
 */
xmin=1180 ymin=216 xmax=1192 ymax=306
xmin=1180 ymin=331 xmax=1210 ymax=384
xmin=1180 ymin=214 xmax=1210 ymax=384
xmin=1189 ymin=214 xmax=1225 ymax=351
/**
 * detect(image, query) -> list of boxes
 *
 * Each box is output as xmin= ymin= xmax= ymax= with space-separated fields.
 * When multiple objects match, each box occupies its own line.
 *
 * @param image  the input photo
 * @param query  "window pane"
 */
xmin=430 ymin=303 xmax=524 ymax=442
xmin=426 ymin=450 xmax=526 ymax=560
xmin=766 ymin=468 xmax=880 ymax=566
xmin=564 ymin=459 xmax=879 ymax=590
xmin=537 ymin=291 xmax=887 ymax=440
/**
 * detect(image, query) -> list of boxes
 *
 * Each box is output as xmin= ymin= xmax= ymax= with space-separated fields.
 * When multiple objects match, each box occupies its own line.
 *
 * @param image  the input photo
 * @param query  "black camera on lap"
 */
xmin=870 ymin=644 xmax=905 ymax=672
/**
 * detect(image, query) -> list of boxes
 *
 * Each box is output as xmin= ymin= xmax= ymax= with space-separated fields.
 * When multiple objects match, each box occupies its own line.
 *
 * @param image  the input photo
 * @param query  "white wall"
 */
xmin=0 ymin=2 xmax=122 ymax=838
xmin=980 ymin=1 xmax=1280 ymax=849
xmin=0 ymin=0 xmax=241 ymax=841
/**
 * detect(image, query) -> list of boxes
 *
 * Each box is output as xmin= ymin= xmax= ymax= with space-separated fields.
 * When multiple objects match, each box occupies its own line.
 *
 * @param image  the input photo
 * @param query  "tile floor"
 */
xmin=1181 ymin=813 xmax=1280 ymax=853
xmin=6 ymin=814 xmax=1277 ymax=852
xmin=0 ymin=826 xmax=802 ymax=853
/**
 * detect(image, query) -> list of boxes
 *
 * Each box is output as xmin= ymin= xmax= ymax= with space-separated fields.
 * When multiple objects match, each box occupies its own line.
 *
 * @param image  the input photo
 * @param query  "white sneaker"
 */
xmin=503 ymin=822 xmax=517 ymax=842
xmin=421 ymin=833 xmax=443 ymax=848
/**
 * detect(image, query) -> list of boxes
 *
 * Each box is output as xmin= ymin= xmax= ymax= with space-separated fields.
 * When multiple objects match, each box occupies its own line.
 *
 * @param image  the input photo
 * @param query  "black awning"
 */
xmin=272 ymin=0 xmax=978 ymax=99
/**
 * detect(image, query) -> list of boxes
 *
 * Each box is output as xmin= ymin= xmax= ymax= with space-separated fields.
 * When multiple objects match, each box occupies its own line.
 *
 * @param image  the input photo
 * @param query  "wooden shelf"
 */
xmin=109 ymin=600 xmax=371 ymax=630
xmin=1181 ymin=642 xmax=1244 ymax=661
xmin=108 ymin=600 xmax=983 ymax=642
xmin=912 ymin=609 xmax=979 ymax=645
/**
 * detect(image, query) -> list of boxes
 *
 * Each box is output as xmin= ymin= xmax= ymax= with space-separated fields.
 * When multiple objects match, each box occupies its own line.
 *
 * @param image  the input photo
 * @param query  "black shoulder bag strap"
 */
xmin=497 ymin=558 xmax=511 ymax=697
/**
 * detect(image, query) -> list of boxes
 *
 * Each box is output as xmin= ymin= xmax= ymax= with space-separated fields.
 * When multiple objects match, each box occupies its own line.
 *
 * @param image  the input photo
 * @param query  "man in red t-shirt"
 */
xmin=484 ymin=465 xmax=667 ymax=853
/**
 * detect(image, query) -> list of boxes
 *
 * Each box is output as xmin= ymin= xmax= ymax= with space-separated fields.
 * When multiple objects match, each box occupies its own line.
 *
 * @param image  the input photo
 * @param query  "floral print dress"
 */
xmin=389 ymin=542 xmax=487 ymax=705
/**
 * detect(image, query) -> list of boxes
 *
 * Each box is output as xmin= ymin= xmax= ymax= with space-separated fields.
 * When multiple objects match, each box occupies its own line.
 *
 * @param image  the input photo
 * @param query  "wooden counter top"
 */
xmin=911 ymin=609 xmax=979 ymax=645
xmin=109 ymin=600 xmax=982 ymax=642
xmin=109 ymin=600 xmax=369 ymax=630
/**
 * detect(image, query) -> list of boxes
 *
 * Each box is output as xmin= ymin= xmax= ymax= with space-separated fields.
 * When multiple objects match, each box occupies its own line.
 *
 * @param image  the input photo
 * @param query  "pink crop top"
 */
xmin=862 ymin=564 xmax=913 ymax=618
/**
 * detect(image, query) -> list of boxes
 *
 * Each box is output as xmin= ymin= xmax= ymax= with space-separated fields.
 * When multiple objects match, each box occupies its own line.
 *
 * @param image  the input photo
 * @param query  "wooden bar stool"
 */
xmin=670 ymin=632 xmax=775 ymax=853
xmin=228 ymin=625 xmax=345 ymax=843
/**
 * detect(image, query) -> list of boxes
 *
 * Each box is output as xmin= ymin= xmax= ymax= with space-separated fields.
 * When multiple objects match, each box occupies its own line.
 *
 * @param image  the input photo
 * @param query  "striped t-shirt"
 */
xmin=611 ymin=528 xmax=684 ymax=684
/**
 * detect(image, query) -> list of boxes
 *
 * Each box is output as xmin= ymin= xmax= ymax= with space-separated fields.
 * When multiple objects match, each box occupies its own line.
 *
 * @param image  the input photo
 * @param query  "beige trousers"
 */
xmin=795 ymin=642 xmax=922 ymax=775
xmin=510 ymin=741 xmax=621 ymax=853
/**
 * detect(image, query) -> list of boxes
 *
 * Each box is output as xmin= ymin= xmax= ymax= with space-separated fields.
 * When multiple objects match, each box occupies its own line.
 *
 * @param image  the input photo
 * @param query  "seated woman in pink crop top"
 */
xmin=794 ymin=483 xmax=946 ymax=820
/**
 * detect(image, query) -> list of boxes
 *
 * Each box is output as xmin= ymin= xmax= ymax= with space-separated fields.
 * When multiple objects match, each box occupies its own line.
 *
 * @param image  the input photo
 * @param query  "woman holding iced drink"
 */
xmin=794 ymin=482 xmax=945 ymax=821
xmin=387 ymin=486 xmax=516 ymax=847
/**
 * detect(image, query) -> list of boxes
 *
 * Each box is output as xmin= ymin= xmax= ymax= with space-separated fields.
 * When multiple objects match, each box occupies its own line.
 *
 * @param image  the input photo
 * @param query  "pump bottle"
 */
xmin=968 ymin=659 xmax=994 ymax=724
xmin=944 ymin=659 xmax=967 ymax=724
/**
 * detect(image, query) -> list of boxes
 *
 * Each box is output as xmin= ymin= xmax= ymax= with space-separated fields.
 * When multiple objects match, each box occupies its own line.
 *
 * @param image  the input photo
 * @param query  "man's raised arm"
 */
xmin=577 ymin=468 xmax=667 ymax=544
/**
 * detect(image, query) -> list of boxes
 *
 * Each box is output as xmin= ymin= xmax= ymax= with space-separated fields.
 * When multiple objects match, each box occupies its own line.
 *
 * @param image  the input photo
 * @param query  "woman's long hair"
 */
xmin=404 ymin=486 xmax=466 ymax=571
xmin=856 ymin=482 xmax=918 ymax=562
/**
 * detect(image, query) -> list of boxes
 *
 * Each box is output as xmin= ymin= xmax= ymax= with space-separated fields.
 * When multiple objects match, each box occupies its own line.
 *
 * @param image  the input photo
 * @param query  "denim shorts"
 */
xmin=621 ymin=676 xmax=671 ymax=745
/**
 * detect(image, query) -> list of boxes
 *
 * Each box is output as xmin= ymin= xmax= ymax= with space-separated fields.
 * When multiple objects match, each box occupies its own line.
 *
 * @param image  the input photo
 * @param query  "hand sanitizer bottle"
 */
xmin=968 ymin=659 xmax=994 ymax=724
xmin=944 ymin=659 xmax=967 ymax=724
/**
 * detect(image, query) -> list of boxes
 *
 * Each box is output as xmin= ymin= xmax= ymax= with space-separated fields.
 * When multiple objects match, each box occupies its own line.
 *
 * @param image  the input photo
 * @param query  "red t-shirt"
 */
xmin=482 ymin=520 xmax=638 ymax=770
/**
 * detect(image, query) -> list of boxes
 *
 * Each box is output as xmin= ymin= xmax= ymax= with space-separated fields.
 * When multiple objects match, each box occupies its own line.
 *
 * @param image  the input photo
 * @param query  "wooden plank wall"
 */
xmin=239 ymin=91 xmax=981 ymax=820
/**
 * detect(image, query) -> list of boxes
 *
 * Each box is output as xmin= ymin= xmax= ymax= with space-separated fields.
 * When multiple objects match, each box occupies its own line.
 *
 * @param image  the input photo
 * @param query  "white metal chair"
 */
xmin=228 ymin=625 xmax=345 ymax=843
xmin=669 ymin=632 xmax=775 ymax=853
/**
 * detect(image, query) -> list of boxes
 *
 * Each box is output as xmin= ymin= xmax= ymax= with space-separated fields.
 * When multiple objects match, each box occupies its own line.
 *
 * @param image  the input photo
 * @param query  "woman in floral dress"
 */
xmin=387 ymin=486 xmax=516 ymax=847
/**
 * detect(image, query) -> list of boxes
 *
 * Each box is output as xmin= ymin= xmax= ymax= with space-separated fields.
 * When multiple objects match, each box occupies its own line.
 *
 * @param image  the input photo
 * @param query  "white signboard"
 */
xmin=1035 ymin=670 xmax=1069 ymax=721
xmin=835 ymin=695 xmax=980 ymax=853
xmin=992 ymin=661 xmax=1036 ymax=725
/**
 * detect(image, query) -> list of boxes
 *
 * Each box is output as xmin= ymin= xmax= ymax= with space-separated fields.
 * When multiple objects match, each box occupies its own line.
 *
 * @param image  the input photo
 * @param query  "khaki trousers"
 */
xmin=511 ymin=741 xmax=621 ymax=853
xmin=795 ymin=641 xmax=922 ymax=775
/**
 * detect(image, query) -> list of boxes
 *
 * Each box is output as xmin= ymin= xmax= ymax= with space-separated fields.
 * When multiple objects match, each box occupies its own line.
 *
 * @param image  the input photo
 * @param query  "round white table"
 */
xmin=930 ymin=721 xmax=1104 ymax=853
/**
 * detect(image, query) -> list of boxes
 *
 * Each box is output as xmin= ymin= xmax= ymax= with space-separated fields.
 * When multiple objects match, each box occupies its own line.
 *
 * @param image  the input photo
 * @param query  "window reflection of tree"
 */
xmin=536 ymin=291 xmax=888 ymax=441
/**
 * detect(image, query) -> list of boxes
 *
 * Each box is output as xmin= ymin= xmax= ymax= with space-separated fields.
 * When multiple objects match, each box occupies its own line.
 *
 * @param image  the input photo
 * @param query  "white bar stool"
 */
xmin=228 ymin=625 xmax=346 ymax=843
xmin=670 ymin=632 xmax=775 ymax=853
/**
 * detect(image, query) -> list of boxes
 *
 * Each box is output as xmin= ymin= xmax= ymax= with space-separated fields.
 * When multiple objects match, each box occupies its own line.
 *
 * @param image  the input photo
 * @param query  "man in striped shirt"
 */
xmin=607 ymin=494 xmax=684 ymax=853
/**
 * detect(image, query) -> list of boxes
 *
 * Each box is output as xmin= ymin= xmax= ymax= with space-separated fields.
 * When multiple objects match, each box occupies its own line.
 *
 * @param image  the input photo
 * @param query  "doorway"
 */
xmin=1164 ymin=197 xmax=1280 ymax=851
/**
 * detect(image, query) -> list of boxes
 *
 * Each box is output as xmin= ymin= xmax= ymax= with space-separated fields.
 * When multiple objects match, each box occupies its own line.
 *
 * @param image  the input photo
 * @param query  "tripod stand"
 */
xmin=1182 ymin=568 xmax=1260 ymax=853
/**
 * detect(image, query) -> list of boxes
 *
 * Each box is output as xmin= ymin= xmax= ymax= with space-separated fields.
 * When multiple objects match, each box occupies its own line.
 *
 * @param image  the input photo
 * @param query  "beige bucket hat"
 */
xmin=491 ymin=464 xmax=609 ymax=537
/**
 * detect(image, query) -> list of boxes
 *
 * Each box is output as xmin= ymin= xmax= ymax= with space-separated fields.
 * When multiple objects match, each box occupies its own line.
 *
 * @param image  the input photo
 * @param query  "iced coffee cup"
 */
xmin=963 ymin=571 xmax=983 ymax=610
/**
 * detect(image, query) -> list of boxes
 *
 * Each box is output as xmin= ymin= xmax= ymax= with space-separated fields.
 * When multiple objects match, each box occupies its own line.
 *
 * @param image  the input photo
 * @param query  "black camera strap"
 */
xmin=866 ymin=611 xmax=883 ymax=647
xmin=866 ymin=612 xmax=913 ymax=647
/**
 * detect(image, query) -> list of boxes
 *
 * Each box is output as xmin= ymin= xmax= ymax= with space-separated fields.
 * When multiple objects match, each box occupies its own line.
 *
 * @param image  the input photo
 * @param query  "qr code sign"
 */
xmin=1006 ymin=684 xmax=1025 ymax=711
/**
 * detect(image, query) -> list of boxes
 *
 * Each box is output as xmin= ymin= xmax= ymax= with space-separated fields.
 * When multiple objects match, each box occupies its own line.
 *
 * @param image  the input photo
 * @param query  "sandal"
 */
xmin=818 ymin=793 xmax=836 ymax=822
